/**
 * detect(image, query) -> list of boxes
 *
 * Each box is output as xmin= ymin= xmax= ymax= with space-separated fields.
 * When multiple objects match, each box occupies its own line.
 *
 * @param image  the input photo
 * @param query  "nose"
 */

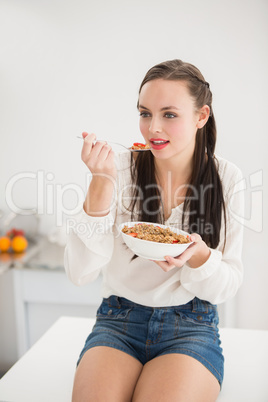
xmin=149 ymin=116 xmax=162 ymax=134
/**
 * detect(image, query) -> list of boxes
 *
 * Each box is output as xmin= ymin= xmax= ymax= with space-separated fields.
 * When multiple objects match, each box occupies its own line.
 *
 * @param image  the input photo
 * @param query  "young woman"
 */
xmin=65 ymin=59 xmax=244 ymax=401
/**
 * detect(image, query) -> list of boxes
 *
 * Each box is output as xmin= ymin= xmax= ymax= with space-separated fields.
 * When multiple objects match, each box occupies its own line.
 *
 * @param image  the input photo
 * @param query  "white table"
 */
xmin=0 ymin=316 xmax=267 ymax=402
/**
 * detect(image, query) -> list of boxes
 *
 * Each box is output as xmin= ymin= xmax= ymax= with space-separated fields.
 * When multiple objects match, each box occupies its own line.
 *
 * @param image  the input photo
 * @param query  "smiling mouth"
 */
xmin=150 ymin=139 xmax=169 ymax=145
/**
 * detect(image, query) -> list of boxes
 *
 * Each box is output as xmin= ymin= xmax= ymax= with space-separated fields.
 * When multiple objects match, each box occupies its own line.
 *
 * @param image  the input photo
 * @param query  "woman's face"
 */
xmin=138 ymin=79 xmax=207 ymax=162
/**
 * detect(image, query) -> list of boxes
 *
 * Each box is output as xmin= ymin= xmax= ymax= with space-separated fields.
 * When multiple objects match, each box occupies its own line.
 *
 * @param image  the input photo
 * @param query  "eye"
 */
xmin=164 ymin=112 xmax=177 ymax=119
xmin=139 ymin=111 xmax=151 ymax=118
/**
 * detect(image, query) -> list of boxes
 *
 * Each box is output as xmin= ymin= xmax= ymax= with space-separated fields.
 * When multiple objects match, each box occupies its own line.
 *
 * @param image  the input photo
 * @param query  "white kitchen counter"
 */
xmin=0 ymin=316 xmax=267 ymax=402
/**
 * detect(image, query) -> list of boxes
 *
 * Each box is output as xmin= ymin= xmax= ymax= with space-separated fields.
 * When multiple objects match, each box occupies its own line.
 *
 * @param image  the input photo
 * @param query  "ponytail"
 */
xmin=182 ymin=111 xmax=226 ymax=249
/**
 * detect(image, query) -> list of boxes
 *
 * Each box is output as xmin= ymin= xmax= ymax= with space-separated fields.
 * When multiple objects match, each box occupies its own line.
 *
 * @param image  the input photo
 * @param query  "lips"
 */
xmin=150 ymin=138 xmax=170 ymax=150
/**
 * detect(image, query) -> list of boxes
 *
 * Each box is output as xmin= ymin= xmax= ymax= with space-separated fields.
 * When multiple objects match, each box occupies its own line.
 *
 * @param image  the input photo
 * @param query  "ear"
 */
xmin=196 ymin=105 xmax=210 ymax=129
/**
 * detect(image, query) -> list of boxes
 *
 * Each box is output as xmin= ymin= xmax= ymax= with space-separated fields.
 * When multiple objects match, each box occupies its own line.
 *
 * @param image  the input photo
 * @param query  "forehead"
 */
xmin=139 ymin=79 xmax=194 ymax=109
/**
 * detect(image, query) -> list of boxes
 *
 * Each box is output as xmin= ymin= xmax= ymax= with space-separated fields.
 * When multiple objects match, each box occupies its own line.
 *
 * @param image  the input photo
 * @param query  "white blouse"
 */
xmin=64 ymin=153 xmax=244 ymax=307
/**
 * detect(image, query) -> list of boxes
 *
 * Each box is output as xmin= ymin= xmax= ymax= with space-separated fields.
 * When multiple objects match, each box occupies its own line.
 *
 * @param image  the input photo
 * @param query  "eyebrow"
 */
xmin=138 ymin=104 xmax=181 ymax=111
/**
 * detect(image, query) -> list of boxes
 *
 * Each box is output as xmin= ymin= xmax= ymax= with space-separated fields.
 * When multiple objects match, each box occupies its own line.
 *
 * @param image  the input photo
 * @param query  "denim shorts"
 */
xmin=77 ymin=295 xmax=224 ymax=386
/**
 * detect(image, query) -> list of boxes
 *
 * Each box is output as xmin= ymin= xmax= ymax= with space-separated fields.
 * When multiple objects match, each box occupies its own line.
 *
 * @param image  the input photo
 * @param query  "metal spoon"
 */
xmin=76 ymin=136 xmax=151 ymax=152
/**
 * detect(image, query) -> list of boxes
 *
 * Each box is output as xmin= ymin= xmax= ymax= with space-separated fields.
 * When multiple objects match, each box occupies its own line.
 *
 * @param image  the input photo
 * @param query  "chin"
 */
xmin=151 ymin=150 xmax=173 ymax=159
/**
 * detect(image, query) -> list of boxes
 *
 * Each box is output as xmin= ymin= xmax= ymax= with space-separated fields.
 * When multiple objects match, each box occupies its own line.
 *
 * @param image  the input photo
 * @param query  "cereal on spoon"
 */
xmin=131 ymin=142 xmax=151 ymax=150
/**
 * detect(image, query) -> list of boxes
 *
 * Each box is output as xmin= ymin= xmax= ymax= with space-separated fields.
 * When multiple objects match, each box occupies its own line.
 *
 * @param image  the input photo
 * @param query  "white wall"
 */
xmin=0 ymin=0 xmax=267 ymax=329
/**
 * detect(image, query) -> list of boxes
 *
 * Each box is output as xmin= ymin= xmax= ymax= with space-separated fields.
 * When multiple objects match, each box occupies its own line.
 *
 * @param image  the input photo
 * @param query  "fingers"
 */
xmin=153 ymin=260 xmax=176 ymax=272
xmin=81 ymin=132 xmax=96 ymax=163
xmin=80 ymin=132 xmax=116 ymax=178
xmin=82 ymin=131 xmax=91 ymax=139
xmin=152 ymin=233 xmax=202 ymax=272
xmin=189 ymin=233 xmax=202 ymax=243
xmin=81 ymin=133 xmax=112 ymax=164
xmin=165 ymin=243 xmax=197 ymax=266
xmin=154 ymin=245 xmax=197 ymax=272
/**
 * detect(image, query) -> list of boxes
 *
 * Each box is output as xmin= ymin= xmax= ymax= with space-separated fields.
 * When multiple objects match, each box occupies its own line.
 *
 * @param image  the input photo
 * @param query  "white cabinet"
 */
xmin=0 ymin=267 xmax=102 ymax=374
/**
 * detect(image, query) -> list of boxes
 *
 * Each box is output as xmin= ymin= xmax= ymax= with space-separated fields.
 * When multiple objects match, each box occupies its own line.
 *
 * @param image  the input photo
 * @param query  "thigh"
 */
xmin=132 ymin=354 xmax=220 ymax=402
xmin=72 ymin=346 xmax=143 ymax=402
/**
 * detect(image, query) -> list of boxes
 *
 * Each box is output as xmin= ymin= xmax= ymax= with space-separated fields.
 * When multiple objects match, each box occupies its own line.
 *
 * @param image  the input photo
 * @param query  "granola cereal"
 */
xmin=122 ymin=223 xmax=190 ymax=244
xmin=131 ymin=142 xmax=150 ymax=150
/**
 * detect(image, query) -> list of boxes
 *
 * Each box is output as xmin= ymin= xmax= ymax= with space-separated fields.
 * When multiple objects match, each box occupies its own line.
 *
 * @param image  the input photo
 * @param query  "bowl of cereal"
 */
xmin=119 ymin=221 xmax=192 ymax=261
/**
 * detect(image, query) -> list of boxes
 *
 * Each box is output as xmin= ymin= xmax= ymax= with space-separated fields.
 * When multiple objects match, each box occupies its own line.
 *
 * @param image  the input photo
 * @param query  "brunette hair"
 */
xmin=129 ymin=59 xmax=226 ymax=250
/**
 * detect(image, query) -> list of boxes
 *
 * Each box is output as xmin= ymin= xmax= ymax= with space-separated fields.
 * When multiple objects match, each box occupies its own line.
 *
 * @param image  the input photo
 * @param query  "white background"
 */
xmin=0 ymin=0 xmax=267 ymax=329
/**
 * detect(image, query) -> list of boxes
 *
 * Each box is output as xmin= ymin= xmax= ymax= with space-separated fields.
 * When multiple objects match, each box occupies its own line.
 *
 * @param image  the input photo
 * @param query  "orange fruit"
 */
xmin=0 ymin=236 xmax=11 ymax=252
xmin=11 ymin=235 xmax=28 ymax=253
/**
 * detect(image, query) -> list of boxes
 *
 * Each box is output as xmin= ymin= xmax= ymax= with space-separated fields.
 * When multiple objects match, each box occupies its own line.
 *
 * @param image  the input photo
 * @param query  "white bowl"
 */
xmin=119 ymin=221 xmax=192 ymax=261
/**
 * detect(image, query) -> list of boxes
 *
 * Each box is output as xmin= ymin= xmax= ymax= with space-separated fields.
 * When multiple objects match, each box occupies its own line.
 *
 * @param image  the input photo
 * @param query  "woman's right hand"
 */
xmin=81 ymin=132 xmax=117 ymax=180
xmin=81 ymin=132 xmax=117 ymax=217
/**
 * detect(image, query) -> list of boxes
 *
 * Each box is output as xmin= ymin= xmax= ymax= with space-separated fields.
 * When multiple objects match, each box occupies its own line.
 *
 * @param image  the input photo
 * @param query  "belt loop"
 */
xmin=108 ymin=295 xmax=121 ymax=308
xmin=192 ymin=297 xmax=198 ymax=312
xmin=192 ymin=297 xmax=208 ymax=313
xmin=116 ymin=296 xmax=121 ymax=308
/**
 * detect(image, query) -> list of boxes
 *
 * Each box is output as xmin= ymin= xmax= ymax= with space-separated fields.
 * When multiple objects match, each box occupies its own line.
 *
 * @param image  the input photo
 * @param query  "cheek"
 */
xmin=167 ymin=122 xmax=184 ymax=139
xmin=139 ymin=119 xmax=148 ymax=134
xmin=169 ymin=120 xmax=196 ymax=141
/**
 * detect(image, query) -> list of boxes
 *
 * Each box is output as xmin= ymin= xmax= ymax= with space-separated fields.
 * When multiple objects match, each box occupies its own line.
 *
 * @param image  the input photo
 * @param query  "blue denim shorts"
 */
xmin=77 ymin=295 xmax=224 ymax=386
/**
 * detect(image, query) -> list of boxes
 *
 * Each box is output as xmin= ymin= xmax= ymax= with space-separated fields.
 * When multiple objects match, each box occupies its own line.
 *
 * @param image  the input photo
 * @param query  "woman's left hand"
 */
xmin=152 ymin=233 xmax=211 ymax=272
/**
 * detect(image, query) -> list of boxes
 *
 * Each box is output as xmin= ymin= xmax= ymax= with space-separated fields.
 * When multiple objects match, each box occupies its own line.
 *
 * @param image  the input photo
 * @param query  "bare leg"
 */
xmin=132 ymin=354 xmax=220 ymax=402
xmin=72 ymin=346 xmax=143 ymax=402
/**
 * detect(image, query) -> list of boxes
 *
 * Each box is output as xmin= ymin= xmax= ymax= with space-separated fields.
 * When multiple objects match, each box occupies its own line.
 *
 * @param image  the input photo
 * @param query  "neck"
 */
xmin=154 ymin=153 xmax=193 ymax=187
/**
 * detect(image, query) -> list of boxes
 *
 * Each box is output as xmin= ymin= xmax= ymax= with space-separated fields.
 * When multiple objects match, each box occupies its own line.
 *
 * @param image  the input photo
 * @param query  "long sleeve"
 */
xmin=63 ymin=152 xmax=130 ymax=287
xmin=64 ymin=209 xmax=115 ymax=286
xmin=180 ymin=165 xmax=244 ymax=304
